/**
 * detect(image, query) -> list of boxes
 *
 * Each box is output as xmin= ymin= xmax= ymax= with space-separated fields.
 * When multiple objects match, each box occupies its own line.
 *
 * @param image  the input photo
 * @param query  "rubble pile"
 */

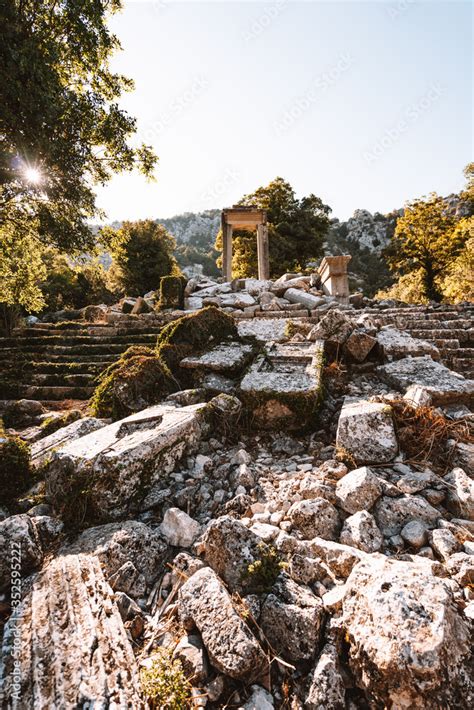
xmin=0 ymin=279 xmax=473 ymax=708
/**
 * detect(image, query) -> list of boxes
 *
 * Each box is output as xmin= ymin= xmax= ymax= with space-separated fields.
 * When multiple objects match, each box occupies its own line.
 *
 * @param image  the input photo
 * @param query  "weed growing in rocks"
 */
xmin=241 ymin=543 xmax=285 ymax=594
xmin=140 ymin=649 xmax=191 ymax=709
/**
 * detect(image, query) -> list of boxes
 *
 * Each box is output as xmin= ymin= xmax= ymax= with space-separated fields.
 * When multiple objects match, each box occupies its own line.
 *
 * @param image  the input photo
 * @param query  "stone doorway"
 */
xmin=221 ymin=207 xmax=269 ymax=280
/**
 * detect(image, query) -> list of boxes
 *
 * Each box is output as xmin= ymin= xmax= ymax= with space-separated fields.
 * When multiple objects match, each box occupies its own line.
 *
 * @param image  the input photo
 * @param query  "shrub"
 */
xmin=241 ymin=543 xmax=285 ymax=594
xmin=140 ymin=649 xmax=191 ymax=709
xmin=0 ymin=437 xmax=33 ymax=504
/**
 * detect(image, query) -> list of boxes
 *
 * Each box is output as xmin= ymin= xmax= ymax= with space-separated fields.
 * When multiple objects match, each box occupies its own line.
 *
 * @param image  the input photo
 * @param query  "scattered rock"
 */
xmin=374 ymin=495 xmax=440 ymax=536
xmin=335 ymin=466 xmax=382 ymax=514
xmin=340 ymin=511 xmax=383 ymax=553
xmin=336 ymin=400 xmax=398 ymax=465
xmin=306 ymin=643 xmax=346 ymax=710
xmin=288 ymin=498 xmax=340 ymax=540
xmin=160 ymin=507 xmax=201 ymax=547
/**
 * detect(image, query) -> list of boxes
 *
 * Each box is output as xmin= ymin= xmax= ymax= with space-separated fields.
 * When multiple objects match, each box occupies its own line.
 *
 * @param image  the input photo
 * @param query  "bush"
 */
xmin=89 ymin=347 xmax=176 ymax=420
xmin=140 ymin=649 xmax=191 ymax=709
xmin=156 ymin=306 xmax=237 ymax=374
xmin=0 ymin=437 xmax=33 ymax=504
xmin=158 ymin=276 xmax=185 ymax=310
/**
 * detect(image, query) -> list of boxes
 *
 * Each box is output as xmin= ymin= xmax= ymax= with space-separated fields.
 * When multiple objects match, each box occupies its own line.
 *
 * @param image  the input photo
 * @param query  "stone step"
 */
xmin=408 ymin=329 xmax=472 ymax=343
xmin=11 ymin=325 xmax=164 ymax=338
xmin=433 ymin=339 xmax=461 ymax=349
xmin=17 ymin=384 xmax=95 ymax=400
xmin=28 ymin=372 xmax=96 ymax=387
xmin=0 ymin=333 xmax=158 ymax=348
xmin=390 ymin=319 xmax=472 ymax=330
xmin=0 ymin=343 xmax=132 ymax=357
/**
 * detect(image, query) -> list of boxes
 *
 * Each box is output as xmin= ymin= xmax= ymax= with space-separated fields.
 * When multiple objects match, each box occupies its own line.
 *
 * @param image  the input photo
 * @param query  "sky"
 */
xmin=95 ymin=0 xmax=473 ymax=222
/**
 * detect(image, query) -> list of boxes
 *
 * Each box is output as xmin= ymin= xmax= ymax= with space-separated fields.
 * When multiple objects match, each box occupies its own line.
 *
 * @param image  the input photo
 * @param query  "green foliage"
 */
xmin=0 ymin=218 xmax=47 ymax=331
xmin=441 ymin=217 xmax=474 ymax=303
xmin=175 ymin=243 xmax=220 ymax=278
xmin=0 ymin=437 xmax=33 ymax=504
xmin=103 ymin=220 xmax=179 ymax=296
xmin=376 ymin=270 xmax=429 ymax=305
xmin=156 ymin=306 xmax=238 ymax=375
xmin=386 ymin=193 xmax=465 ymax=302
xmin=0 ymin=0 xmax=156 ymax=254
xmin=158 ymin=276 xmax=185 ymax=310
xmin=241 ymin=544 xmax=285 ymax=594
xmin=90 ymin=347 xmax=175 ymax=420
xmin=215 ymin=177 xmax=331 ymax=278
xmin=39 ymin=248 xmax=115 ymax=312
xmin=140 ymin=649 xmax=191 ymax=710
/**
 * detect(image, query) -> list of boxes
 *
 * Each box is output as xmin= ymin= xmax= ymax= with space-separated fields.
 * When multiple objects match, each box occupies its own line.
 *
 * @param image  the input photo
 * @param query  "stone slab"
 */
xmin=31 ymin=417 xmax=106 ymax=467
xmin=237 ymin=318 xmax=289 ymax=343
xmin=180 ymin=342 xmax=254 ymax=374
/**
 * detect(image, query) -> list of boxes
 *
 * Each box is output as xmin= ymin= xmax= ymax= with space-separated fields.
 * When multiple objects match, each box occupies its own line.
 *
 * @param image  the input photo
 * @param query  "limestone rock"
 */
xmin=283 ymin=288 xmax=321 ymax=310
xmin=308 ymin=537 xmax=367 ymax=580
xmin=374 ymin=495 xmax=440 ymax=536
xmin=180 ymin=342 xmax=254 ymax=375
xmin=160 ymin=507 xmax=201 ymax=548
xmin=444 ymin=467 xmax=474 ymax=519
xmin=430 ymin=528 xmax=461 ymax=561
xmin=340 ymin=511 xmax=383 ymax=553
xmin=107 ymin=560 xmax=147 ymax=599
xmin=0 ymin=554 xmax=142 ymax=707
xmin=173 ymin=634 xmax=209 ymax=684
xmin=288 ymin=498 xmax=340 ymax=540
xmin=307 ymin=310 xmax=353 ymax=344
xmin=336 ymin=400 xmax=398 ymax=465
xmin=260 ymin=574 xmax=325 ymax=663
xmin=63 ymin=520 xmax=166 ymax=585
xmin=377 ymin=356 xmax=474 ymax=405
xmin=0 ymin=514 xmax=43 ymax=590
xmin=305 ymin=643 xmax=346 ymax=710
xmin=202 ymin=515 xmax=270 ymax=593
xmin=335 ymin=466 xmax=382 ymax=513
xmin=377 ymin=327 xmax=440 ymax=360
xmin=241 ymin=685 xmax=274 ymax=709
xmin=178 ymin=567 xmax=267 ymax=681
xmin=342 ymin=556 xmax=474 ymax=708
xmin=343 ymin=330 xmax=377 ymax=362
xmin=31 ymin=416 xmax=106 ymax=467
xmin=400 ymin=520 xmax=429 ymax=549
xmin=45 ymin=403 xmax=209 ymax=522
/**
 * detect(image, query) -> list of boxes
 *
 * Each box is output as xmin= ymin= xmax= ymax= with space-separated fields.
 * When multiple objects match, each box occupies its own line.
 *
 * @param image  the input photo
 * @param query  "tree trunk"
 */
xmin=422 ymin=263 xmax=442 ymax=302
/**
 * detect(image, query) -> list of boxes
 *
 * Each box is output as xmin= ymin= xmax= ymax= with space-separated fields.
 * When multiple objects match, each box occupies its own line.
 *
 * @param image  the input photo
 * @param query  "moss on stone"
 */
xmin=157 ymin=275 xmax=185 ymax=310
xmin=0 ymin=437 xmax=33 ymax=504
xmin=40 ymin=410 xmax=82 ymax=437
xmin=140 ymin=649 xmax=191 ymax=709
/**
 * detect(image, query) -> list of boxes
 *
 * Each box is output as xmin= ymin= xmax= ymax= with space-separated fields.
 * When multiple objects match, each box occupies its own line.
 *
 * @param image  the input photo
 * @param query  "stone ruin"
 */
xmin=0 ymin=265 xmax=473 ymax=709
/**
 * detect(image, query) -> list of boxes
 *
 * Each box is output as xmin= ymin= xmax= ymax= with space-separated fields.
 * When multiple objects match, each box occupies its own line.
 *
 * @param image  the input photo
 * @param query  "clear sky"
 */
xmin=95 ymin=0 xmax=473 ymax=222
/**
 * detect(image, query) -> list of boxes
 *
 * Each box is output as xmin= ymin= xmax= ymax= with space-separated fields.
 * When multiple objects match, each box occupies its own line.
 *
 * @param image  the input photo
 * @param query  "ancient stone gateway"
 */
xmin=221 ymin=207 xmax=269 ymax=280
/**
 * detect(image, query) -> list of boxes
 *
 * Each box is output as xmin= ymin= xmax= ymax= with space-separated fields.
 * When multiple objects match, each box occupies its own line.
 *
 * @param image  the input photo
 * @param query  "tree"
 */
xmin=0 ymin=0 xmax=156 ymax=253
xmin=0 ymin=218 xmax=46 ymax=332
xmin=215 ymin=177 xmax=331 ymax=278
xmin=441 ymin=217 xmax=474 ymax=303
xmin=386 ymin=194 xmax=464 ymax=302
xmin=103 ymin=220 xmax=179 ymax=296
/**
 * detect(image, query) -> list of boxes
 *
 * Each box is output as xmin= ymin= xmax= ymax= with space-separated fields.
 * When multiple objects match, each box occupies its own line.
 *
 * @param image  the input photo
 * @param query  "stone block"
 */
xmin=336 ymin=400 xmax=398 ymax=465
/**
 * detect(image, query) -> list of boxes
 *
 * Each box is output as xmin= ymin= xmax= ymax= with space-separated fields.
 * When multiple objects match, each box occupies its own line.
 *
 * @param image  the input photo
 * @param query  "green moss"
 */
xmin=40 ymin=409 xmax=82 ymax=437
xmin=140 ymin=649 xmax=191 ymax=710
xmin=90 ymin=352 xmax=176 ymax=420
xmin=0 ymin=437 xmax=33 ymax=504
xmin=158 ymin=275 xmax=185 ymax=310
xmin=241 ymin=543 xmax=286 ymax=594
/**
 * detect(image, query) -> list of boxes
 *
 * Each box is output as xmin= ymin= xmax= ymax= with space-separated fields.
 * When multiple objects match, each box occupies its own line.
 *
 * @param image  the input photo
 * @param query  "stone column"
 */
xmin=222 ymin=223 xmax=233 ymax=281
xmin=317 ymin=255 xmax=351 ymax=303
xmin=257 ymin=224 xmax=270 ymax=280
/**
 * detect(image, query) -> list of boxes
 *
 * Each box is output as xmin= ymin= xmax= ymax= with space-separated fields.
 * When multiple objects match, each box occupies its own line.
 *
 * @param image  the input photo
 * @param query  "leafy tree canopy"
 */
xmin=0 ymin=0 xmax=157 ymax=253
xmin=215 ymin=177 xmax=331 ymax=278
xmin=102 ymin=220 xmax=179 ymax=296
xmin=386 ymin=193 xmax=466 ymax=302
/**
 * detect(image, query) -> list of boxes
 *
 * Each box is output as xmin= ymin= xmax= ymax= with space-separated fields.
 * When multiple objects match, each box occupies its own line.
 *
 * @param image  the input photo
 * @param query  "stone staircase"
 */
xmin=0 ymin=303 xmax=472 ymax=406
xmin=0 ymin=317 xmax=171 ymax=404
xmin=354 ymin=304 xmax=474 ymax=380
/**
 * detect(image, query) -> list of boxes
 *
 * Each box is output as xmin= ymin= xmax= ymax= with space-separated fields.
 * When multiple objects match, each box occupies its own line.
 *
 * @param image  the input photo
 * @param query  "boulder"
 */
xmin=377 ymin=356 xmax=474 ymax=405
xmin=444 ymin=467 xmax=474 ymax=519
xmin=288 ymin=498 xmax=340 ymax=540
xmin=340 ymin=511 xmax=383 ymax=553
xmin=180 ymin=342 xmax=254 ymax=375
xmin=305 ymin=643 xmax=346 ymax=710
xmin=0 ymin=554 xmax=142 ymax=707
xmin=160 ymin=508 xmax=201 ymax=548
xmin=62 ymin=520 xmax=166 ymax=585
xmin=374 ymin=495 xmax=440 ymax=536
xmin=336 ymin=400 xmax=398 ymax=465
xmin=202 ymin=515 xmax=271 ymax=593
xmin=308 ymin=537 xmax=367 ymax=580
xmin=335 ymin=466 xmax=382 ymax=514
xmin=0 ymin=514 xmax=43 ymax=590
xmin=178 ymin=567 xmax=267 ymax=682
xmin=342 ymin=556 xmax=474 ymax=708
xmin=45 ymin=403 xmax=209 ymax=522
xmin=260 ymin=574 xmax=325 ymax=662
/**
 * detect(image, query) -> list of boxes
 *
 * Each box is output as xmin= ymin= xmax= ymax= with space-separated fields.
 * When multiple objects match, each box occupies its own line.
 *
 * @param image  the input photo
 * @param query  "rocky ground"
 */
xmin=0 ymin=284 xmax=473 ymax=709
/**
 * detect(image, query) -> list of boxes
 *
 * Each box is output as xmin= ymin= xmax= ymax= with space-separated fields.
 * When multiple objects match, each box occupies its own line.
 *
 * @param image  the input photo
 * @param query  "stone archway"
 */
xmin=221 ymin=207 xmax=269 ymax=280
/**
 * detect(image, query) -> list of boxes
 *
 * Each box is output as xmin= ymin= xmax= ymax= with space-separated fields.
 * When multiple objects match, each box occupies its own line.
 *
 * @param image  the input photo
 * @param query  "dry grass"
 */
xmin=389 ymin=399 xmax=473 ymax=474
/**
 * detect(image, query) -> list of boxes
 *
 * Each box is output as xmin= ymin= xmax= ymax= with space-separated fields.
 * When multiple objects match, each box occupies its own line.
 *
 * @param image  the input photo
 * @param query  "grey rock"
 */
xmin=340 ymin=511 xmax=383 ymax=553
xmin=305 ymin=643 xmax=346 ymax=710
xmin=335 ymin=466 xmax=382 ymax=513
xmin=173 ymin=634 xmax=209 ymax=684
xmin=288 ymin=498 xmax=340 ymax=540
xmin=400 ymin=520 xmax=429 ymax=549
xmin=336 ymin=400 xmax=398 ymax=465
xmin=374 ymin=495 xmax=440 ymax=536
xmin=0 ymin=514 xmax=43 ymax=590
xmin=444 ymin=467 xmax=474 ymax=519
